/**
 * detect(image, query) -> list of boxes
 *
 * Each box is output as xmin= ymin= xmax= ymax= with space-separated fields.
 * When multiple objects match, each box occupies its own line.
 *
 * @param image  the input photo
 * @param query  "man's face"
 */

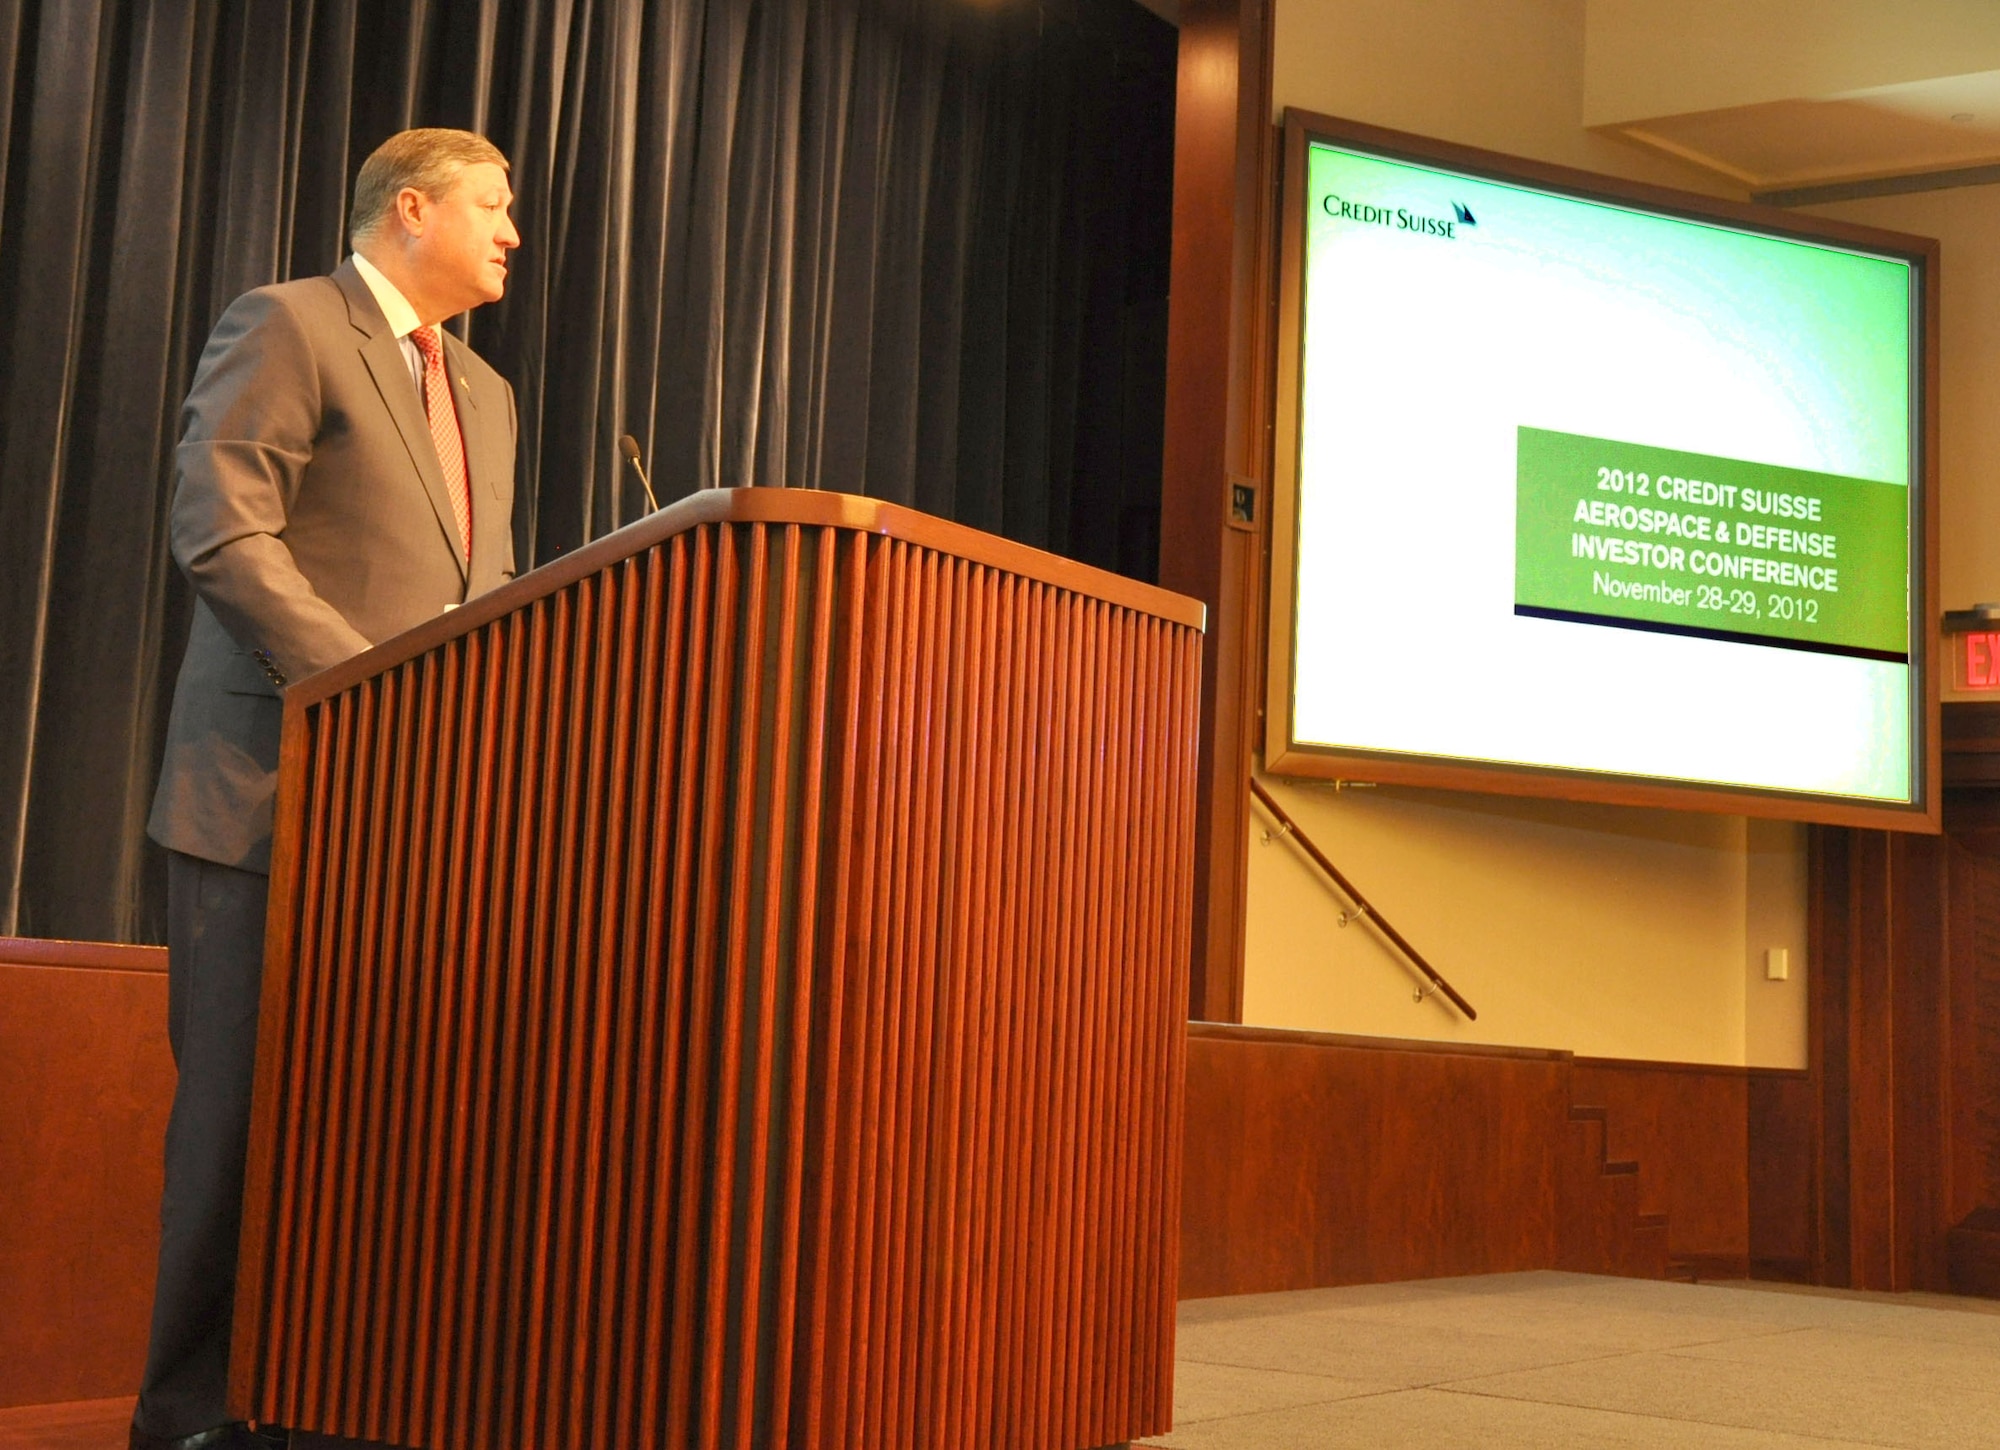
xmin=410 ymin=161 xmax=519 ymax=314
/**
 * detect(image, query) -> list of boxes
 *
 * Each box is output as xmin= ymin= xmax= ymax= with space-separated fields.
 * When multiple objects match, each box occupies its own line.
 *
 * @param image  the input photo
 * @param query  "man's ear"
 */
xmin=393 ymin=186 xmax=427 ymax=238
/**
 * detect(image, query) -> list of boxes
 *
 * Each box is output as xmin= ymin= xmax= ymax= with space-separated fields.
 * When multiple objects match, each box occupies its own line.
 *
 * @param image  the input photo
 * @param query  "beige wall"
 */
xmin=1251 ymin=0 xmax=1822 ymax=1066
xmin=1246 ymin=781 xmax=1754 ymax=1063
xmin=1245 ymin=776 xmax=1810 ymax=1067
xmin=1272 ymin=0 xmax=1746 ymax=197
xmin=1583 ymin=0 xmax=2000 ymax=127
xmin=1743 ymin=818 xmax=1809 ymax=1067
xmin=1801 ymin=182 xmax=2000 ymax=698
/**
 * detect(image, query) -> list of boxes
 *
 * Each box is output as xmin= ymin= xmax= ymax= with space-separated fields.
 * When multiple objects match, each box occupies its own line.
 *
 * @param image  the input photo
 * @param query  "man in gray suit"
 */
xmin=134 ymin=129 xmax=521 ymax=1450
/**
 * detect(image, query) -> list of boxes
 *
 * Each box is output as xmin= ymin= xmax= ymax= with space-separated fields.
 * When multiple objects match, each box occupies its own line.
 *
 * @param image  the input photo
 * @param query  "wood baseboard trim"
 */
xmin=1947 ymin=1213 xmax=2000 ymax=1299
xmin=1674 ymin=1252 xmax=1752 ymax=1281
xmin=1748 ymin=1255 xmax=1814 ymax=1284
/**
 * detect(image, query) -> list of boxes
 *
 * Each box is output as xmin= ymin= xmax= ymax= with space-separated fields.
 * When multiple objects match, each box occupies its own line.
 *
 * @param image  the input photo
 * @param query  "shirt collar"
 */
xmin=350 ymin=251 xmax=424 ymax=341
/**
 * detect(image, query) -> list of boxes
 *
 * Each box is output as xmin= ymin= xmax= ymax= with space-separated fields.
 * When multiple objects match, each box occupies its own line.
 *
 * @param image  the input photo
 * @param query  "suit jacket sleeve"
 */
xmin=171 ymin=285 xmax=374 ymax=682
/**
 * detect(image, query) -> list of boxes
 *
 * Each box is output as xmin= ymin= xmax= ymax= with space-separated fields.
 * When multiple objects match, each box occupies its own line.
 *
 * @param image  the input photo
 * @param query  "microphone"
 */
xmin=618 ymin=433 xmax=659 ymax=513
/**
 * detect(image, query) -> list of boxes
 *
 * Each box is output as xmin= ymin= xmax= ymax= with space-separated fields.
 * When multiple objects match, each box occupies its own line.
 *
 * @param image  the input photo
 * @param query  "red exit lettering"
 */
xmin=1967 ymin=632 xmax=2000 ymax=689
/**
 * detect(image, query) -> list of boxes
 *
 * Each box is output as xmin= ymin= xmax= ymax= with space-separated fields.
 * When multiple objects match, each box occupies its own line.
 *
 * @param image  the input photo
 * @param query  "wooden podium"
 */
xmin=230 ymin=489 xmax=1205 ymax=1450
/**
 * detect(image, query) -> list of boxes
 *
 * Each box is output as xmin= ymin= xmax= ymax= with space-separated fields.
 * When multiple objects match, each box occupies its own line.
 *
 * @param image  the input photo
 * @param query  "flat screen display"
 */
xmin=1270 ymin=117 xmax=1931 ymax=820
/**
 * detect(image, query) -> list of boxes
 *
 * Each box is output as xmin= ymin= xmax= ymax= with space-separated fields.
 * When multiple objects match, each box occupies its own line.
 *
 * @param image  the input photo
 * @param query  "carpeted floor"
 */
xmin=7 ymin=1273 xmax=1999 ymax=1449
xmin=1139 ymin=1271 xmax=2000 ymax=1448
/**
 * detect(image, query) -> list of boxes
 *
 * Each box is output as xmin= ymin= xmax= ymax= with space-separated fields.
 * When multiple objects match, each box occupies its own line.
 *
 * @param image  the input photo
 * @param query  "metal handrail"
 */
xmin=1249 ymin=776 xmax=1477 ymax=1020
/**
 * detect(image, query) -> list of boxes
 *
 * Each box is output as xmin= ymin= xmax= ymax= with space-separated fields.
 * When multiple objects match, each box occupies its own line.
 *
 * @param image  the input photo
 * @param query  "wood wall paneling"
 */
xmin=1843 ymin=830 xmax=1900 ymax=1290
xmin=1803 ymin=715 xmax=2000 ymax=1300
xmin=1934 ymin=712 xmax=2000 ymax=1295
xmin=1947 ymin=1212 xmax=2000 ymax=1298
xmin=1942 ymin=705 xmax=2000 ymax=790
xmin=1572 ymin=1058 xmax=1751 ymax=1270
xmin=1889 ymin=832 xmax=1950 ymax=1291
xmin=1806 ymin=812 xmax=2000 ymax=1294
xmin=1947 ymin=830 xmax=2000 ymax=1221
xmin=1557 ymin=1106 xmax=1668 ymax=1282
xmin=1747 ymin=1069 xmax=1817 ymax=1282
xmin=1158 ymin=0 xmax=1274 ymax=1023
xmin=1809 ymin=824 xmax=1855 ymax=1288
xmin=1179 ymin=1026 xmax=1790 ymax=1301
xmin=1945 ymin=825 xmax=2000 ymax=1295
xmin=0 ymin=940 xmax=169 ymax=1410
xmin=1179 ymin=1029 xmax=1564 ymax=1299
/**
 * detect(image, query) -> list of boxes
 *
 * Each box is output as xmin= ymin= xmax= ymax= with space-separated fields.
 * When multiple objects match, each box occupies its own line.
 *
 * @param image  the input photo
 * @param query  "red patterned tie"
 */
xmin=411 ymin=326 xmax=472 ymax=562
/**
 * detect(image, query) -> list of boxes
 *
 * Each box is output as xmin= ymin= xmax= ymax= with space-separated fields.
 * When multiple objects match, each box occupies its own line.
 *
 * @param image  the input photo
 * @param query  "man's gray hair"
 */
xmin=349 ymin=128 xmax=509 ymax=246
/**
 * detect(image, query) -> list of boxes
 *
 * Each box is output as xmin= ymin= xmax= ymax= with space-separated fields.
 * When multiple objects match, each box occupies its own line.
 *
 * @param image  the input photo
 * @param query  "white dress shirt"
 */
xmin=350 ymin=251 xmax=428 ymax=395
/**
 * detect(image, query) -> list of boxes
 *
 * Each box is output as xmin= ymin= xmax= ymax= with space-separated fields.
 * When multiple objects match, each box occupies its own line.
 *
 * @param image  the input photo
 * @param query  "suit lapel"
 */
xmin=334 ymin=262 xmax=471 ymax=586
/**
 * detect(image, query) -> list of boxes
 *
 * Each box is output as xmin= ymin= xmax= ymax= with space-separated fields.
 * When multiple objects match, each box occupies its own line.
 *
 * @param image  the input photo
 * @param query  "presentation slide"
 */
xmin=1288 ymin=138 xmax=1917 ymax=803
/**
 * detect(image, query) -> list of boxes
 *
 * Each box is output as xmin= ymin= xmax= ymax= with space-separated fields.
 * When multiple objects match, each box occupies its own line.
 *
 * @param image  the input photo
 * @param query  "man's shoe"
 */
xmin=129 ymin=1421 xmax=291 ymax=1450
xmin=128 ymin=1424 xmax=239 ymax=1450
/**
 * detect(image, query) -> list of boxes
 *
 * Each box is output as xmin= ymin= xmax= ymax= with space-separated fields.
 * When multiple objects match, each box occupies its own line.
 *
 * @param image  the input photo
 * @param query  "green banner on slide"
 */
xmin=1514 ymin=427 xmax=1909 ymax=659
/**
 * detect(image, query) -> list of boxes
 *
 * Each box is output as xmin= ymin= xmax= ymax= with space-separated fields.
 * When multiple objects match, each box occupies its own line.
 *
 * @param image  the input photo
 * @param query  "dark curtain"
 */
xmin=0 ymin=0 xmax=1176 ymax=942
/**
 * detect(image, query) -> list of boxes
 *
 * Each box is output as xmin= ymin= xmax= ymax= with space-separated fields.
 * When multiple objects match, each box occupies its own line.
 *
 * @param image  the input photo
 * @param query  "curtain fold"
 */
xmin=0 ymin=0 xmax=1175 ymax=941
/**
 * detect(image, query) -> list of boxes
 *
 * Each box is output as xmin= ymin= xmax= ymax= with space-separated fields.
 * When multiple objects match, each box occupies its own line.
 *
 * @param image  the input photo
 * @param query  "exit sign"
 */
xmin=1964 ymin=632 xmax=2000 ymax=690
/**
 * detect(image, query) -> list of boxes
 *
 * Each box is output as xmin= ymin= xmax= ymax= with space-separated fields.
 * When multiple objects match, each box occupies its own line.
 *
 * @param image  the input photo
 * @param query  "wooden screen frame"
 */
xmin=1263 ymin=108 xmax=1943 ymax=833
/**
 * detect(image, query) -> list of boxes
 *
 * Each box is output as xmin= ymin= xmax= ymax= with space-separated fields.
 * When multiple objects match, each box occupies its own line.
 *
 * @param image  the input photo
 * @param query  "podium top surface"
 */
xmin=288 ymin=487 xmax=1207 ymax=709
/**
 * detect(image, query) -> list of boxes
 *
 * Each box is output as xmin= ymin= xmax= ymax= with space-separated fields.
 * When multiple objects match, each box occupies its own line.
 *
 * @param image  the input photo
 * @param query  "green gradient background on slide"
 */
xmin=1515 ymin=427 xmax=1910 ymax=657
xmin=1303 ymin=143 xmax=1913 ymax=488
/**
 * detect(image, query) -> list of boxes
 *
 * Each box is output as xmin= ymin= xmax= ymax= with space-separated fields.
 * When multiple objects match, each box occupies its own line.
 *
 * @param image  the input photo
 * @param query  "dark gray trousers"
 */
xmin=135 ymin=849 xmax=271 ymax=1438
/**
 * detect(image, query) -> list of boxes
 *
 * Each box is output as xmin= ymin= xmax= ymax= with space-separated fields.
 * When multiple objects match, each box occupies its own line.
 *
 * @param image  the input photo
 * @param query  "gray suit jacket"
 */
xmin=149 ymin=259 xmax=518 ymax=872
